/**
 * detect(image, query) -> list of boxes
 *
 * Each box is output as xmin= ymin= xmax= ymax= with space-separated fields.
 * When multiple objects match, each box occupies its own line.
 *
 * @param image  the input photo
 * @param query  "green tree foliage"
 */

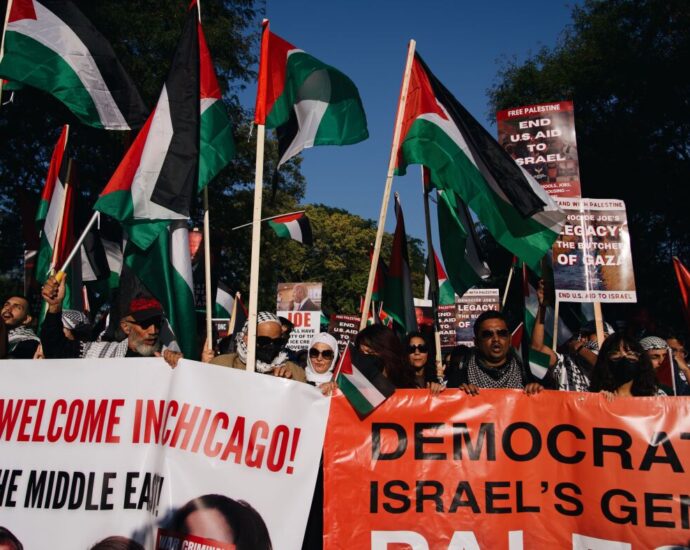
xmin=488 ymin=0 xmax=690 ymax=327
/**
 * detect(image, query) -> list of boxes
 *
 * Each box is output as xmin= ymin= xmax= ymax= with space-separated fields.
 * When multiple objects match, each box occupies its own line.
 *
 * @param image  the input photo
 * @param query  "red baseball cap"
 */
xmin=126 ymin=297 xmax=163 ymax=323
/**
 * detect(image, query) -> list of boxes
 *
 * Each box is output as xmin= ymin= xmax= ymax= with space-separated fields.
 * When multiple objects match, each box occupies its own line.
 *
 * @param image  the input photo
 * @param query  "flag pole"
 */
xmin=552 ymin=298 xmax=560 ymax=349
xmin=55 ymin=211 xmax=99 ymax=281
xmin=593 ymin=301 xmax=605 ymax=349
xmin=228 ymin=291 xmax=239 ymax=334
xmin=231 ymin=210 xmax=306 ymax=231
xmin=360 ymin=39 xmax=416 ymax=330
xmin=421 ymin=167 xmax=443 ymax=373
xmin=197 ymin=0 xmax=213 ymax=355
xmin=501 ymin=257 xmax=516 ymax=310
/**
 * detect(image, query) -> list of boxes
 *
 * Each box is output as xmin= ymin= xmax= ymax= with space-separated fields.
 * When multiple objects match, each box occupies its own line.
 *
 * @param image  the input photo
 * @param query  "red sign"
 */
xmin=324 ymin=391 xmax=690 ymax=549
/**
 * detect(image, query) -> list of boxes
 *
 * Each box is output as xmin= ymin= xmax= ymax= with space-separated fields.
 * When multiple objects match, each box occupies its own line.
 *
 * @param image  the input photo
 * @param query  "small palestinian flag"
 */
xmin=214 ymin=281 xmax=234 ymax=318
xmin=424 ymin=248 xmax=455 ymax=306
xmin=254 ymin=20 xmax=368 ymax=167
xmin=0 ymin=0 xmax=146 ymax=130
xmin=268 ymin=212 xmax=313 ymax=246
xmin=335 ymin=345 xmax=395 ymax=417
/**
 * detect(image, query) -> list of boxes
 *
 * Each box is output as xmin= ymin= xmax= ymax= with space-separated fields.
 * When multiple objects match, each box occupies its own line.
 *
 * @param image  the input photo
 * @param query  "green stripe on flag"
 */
xmin=268 ymin=220 xmax=292 ymax=240
xmin=198 ymin=99 xmax=235 ymax=191
xmin=337 ymin=374 xmax=374 ymax=416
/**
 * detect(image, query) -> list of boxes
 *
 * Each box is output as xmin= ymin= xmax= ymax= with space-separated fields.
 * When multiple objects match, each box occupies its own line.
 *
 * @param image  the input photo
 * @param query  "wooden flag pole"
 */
xmin=360 ymin=39 xmax=416 ymax=330
xmin=231 ymin=210 xmax=306 ymax=231
xmin=203 ymin=188 xmax=213 ymax=351
xmin=55 ymin=211 xmax=99 ymax=281
xmin=229 ymin=291 xmax=240 ymax=335
xmin=593 ymin=301 xmax=605 ymax=349
xmin=246 ymin=123 xmax=266 ymax=372
xmin=501 ymin=258 xmax=516 ymax=310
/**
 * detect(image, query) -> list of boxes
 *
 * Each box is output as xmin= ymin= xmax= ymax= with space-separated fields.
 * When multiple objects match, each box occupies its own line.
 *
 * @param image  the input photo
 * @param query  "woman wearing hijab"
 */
xmin=305 ymin=332 xmax=339 ymax=395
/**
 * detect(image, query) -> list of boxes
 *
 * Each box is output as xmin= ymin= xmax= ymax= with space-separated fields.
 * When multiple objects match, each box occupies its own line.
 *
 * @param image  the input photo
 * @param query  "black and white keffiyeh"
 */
xmin=466 ymin=350 xmax=525 ymax=389
xmin=7 ymin=325 xmax=40 ymax=348
xmin=235 ymin=312 xmax=288 ymax=373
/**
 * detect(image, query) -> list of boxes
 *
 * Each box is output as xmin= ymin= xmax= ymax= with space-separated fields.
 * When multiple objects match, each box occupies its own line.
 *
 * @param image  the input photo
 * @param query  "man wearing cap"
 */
xmin=2 ymin=295 xmax=40 ymax=359
xmin=40 ymin=275 xmax=182 ymax=366
xmin=206 ymin=311 xmax=306 ymax=382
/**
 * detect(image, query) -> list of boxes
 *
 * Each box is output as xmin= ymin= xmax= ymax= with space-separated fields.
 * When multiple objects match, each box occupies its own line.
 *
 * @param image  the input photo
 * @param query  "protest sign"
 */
xmin=277 ymin=282 xmax=323 ymax=350
xmin=437 ymin=305 xmax=456 ymax=348
xmin=0 ymin=358 xmax=329 ymax=549
xmin=324 ymin=391 xmax=690 ymax=549
xmin=497 ymin=101 xmax=581 ymax=197
xmin=328 ymin=314 xmax=360 ymax=352
xmin=455 ymin=289 xmax=500 ymax=345
xmin=552 ymin=198 xmax=637 ymax=303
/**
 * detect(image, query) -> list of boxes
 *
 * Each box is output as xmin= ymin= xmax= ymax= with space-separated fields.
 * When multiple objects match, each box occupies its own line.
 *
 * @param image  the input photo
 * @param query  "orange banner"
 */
xmin=324 ymin=391 xmax=690 ymax=549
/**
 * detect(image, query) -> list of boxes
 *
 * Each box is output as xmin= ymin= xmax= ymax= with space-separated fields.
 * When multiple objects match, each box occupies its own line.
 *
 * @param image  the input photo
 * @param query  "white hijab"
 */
xmin=305 ymin=332 xmax=339 ymax=384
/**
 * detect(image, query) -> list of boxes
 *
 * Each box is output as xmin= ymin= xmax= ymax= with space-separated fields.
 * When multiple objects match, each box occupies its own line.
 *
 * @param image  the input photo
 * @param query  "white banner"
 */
xmin=0 ymin=358 xmax=330 ymax=549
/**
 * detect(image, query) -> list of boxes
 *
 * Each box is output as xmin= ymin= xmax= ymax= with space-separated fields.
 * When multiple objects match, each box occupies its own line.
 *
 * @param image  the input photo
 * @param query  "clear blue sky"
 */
xmin=249 ymin=0 xmax=578 ymax=246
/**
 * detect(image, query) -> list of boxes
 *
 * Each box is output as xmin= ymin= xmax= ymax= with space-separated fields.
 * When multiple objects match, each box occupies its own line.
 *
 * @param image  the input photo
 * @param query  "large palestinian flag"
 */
xmin=254 ymin=20 xmax=368 ymax=167
xmin=268 ymin=212 xmax=313 ymax=245
xmin=94 ymin=2 xmax=200 ymax=250
xmin=125 ymin=220 xmax=197 ymax=360
xmin=0 ymin=0 xmax=146 ymax=130
xmin=395 ymin=52 xmax=565 ymax=271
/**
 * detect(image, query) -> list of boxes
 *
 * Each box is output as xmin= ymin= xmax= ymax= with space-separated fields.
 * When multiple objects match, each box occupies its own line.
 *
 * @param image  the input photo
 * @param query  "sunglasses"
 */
xmin=407 ymin=344 xmax=429 ymax=354
xmin=479 ymin=329 xmax=510 ymax=340
xmin=131 ymin=317 xmax=161 ymax=330
xmin=256 ymin=336 xmax=283 ymax=348
xmin=309 ymin=348 xmax=334 ymax=360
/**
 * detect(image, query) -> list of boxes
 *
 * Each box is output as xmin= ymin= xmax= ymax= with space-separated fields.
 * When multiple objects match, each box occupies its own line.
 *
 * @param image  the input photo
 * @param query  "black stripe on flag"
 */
xmin=149 ymin=4 xmax=200 ymax=218
xmin=414 ymin=53 xmax=546 ymax=219
xmin=297 ymin=215 xmax=313 ymax=246
xmin=45 ymin=1 xmax=147 ymax=128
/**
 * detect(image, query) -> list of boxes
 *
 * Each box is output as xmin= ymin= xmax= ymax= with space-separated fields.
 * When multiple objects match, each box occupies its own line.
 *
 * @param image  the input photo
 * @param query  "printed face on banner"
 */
xmin=454 ymin=289 xmax=500 ymax=346
xmin=277 ymin=282 xmax=323 ymax=351
xmin=497 ymin=101 xmax=581 ymax=198
xmin=0 ymin=359 xmax=330 ymax=549
xmin=552 ymin=198 xmax=637 ymax=303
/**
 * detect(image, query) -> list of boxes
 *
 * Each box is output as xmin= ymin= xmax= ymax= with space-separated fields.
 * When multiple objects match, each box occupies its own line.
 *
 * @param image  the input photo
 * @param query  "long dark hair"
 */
xmin=589 ymin=333 xmax=658 ymax=396
xmin=169 ymin=494 xmax=272 ymax=550
xmin=0 ymin=527 xmax=23 ymax=550
xmin=355 ymin=325 xmax=416 ymax=388
xmin=403 ymin=331 xmax=435 ymax=382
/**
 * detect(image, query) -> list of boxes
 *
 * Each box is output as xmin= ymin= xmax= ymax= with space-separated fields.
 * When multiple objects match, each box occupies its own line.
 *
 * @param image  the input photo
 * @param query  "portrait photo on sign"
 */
xmin=276 ymin=282 xmax=322 ymax=312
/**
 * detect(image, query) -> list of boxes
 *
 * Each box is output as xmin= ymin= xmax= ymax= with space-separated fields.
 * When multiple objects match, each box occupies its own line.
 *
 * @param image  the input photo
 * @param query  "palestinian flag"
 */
xmin=268 ymin=212 xmax=313 ymax=245
xmin=369 ymin=244 xmax=387 ymax=302
xmin=381 ymin=195 xmax=417 ymax=334
xmin=394 ymin=52 xmax=565 ymax=271
xmin=213 ymin=280 xmax=234 ymax=318
xmin=673 ymin=257 xmax=690 ymax=334
xmin=197 ymin=10 xmax=234 ymax=190
xmin=94 ymin=3 xmax=201 ymax=250
xmin=424 ymin=249 xmax=455 ymax=306
xmin=36 ymin=124 xmax=68 ymax=224
xmin=254 ymin=20 xmax=368 ymax=167
xmin=437 ymin=188 xmax=490 ymax=297
xmin=124 ymin=220 xmax=197 ymax=360
xmin=0 ymin=0 xmax=146 ymax=130
xmin=335 ymin=345 xmax=395 ymax=417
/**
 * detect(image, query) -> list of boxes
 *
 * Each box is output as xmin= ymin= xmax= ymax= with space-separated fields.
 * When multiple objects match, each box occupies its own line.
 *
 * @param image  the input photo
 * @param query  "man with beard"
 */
xmin=1 ymin=295 xmax=40 ymax=359
xmin=40 ymin=275 xmax=181 ymax=365
xmin=446 ymin=310 xmax=543 ymax=395
xmin=206 ymin=312 xmax=306 ymax=381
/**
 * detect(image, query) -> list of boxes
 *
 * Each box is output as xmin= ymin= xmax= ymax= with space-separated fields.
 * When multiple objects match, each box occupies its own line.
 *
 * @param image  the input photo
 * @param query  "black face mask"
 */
xmin=255 ymin=343 xmax=281 ymax=364
xmin=609 ymin=357 xmax=640 ymax=387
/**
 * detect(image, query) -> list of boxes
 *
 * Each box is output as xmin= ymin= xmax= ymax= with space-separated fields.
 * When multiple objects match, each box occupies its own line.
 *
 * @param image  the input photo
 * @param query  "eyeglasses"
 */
xmin=309 ymin=348 xmax=334 ymax=360
xmin=256 ymin=336 xmax=283 ymax=348
xmin=407 ymin=344 xmax=429 ymax=354
xmin=479 ymin=329 xmax=510 ymax=340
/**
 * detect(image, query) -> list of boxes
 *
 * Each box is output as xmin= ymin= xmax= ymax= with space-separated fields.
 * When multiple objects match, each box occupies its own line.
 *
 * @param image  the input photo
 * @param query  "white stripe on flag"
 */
xmin=284 ymin=220 xmax=303 ymax=242
xmin=344 ymin=367 xmax=387 ymax=408
xmin=171 ymin=225 xmax=194 ymax=291
xmin=200 ymin=97 xmax=216 ymax=116
xmin=43 ymin=176 xmax=65 ymax=247
xmin=9 ymin=3 xmax=127 ymax=129
xmin=216 ymin=285 xmax=233 ymax=314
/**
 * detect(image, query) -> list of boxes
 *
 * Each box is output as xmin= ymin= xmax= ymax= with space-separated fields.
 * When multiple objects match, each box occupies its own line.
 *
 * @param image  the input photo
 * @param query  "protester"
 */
xmin=208 ymin=312 xmax=306 ymax=381
xmin=2 ymin=295 xmax=39 ymax=359
xmin=447 ymin=310 xmax=543 ymax=395
xmin=40 ymin=275 xmax=182 ymax=366
xmin=589 ymin=333 xmax=663 ymax=397
xmin=61 ymin=309 xmax=92 ymax=341
xmin=666 ymin=334 xmax=690 ymax=395
xmin=277 ymin=315 xmax=300 ymax=362
xmin=639 ymin=336 xmax=669 ymax=369
xmin=305 ymin=332 xmax=338 ymax=395
xmin=168 ymin=494 xmax=272 ymax=550
xmin=403 ymin=331 xmax=433 ymax=388
xmin=0 ymin=317 xmax=8 ymax=359
xmin=354 ymin=324 xmax=416 ymax=388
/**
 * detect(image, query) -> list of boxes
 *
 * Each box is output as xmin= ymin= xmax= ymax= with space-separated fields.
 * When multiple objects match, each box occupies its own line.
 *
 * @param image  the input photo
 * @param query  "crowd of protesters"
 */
xmin=1 ymin=273 xmax=687 ymax=400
